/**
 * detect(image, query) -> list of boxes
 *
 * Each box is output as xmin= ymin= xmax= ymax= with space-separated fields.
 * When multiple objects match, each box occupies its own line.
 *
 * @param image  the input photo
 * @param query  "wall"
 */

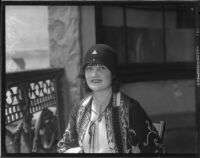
xmin=48 ymin=6 xmax=82 ymax=127
xmin=121 ymin=80 xmax=195 ymax=115
xmin=80 ymin=6 xmax=96 ymax=58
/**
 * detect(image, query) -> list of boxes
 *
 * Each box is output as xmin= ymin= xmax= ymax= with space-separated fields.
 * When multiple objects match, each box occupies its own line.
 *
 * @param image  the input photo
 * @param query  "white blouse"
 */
xmin=82 ymin=101 xmax=115 ymax=153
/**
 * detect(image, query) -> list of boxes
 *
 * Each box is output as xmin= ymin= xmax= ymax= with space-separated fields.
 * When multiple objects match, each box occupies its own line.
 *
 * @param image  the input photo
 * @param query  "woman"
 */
xmin=57 ymin=44 xmax=165 ymax=153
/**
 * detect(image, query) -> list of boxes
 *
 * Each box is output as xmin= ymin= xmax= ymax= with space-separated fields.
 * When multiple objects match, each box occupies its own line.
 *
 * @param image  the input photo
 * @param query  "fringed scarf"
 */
xmin=76 ymin=92 xmax=131 ymax=153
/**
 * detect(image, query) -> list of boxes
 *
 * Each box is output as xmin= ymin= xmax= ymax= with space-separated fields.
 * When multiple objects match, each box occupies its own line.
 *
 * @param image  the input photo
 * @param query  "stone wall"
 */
xmin=48 ymin=6 xmax=81 ymax=127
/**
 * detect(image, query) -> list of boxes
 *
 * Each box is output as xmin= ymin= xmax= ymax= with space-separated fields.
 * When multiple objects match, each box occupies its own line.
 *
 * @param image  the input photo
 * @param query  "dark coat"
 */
xmin=57 ymin=92 xmax=165 ymax=153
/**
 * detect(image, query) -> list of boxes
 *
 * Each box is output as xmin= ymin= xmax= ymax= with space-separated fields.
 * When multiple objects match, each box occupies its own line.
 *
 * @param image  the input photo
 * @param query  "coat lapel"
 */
xmin=104 ymin=92 xmax=129 ymax=153
xmin=76 ymin=95 xmax=92 ymax=147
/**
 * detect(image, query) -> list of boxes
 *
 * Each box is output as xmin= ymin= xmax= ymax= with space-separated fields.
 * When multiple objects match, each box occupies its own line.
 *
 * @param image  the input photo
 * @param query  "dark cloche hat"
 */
xmin=83 ymin=44 xmax=118 ymax=73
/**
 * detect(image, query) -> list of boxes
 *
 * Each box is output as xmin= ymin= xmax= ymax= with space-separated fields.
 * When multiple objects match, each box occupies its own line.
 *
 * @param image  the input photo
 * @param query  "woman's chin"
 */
xmin=89 ymin=86 xmax=111 ymax=92
xmin=88 ymin=85 xmax=101 ymax=91
xmin=90 ymin=87 xmax=103 ymax=92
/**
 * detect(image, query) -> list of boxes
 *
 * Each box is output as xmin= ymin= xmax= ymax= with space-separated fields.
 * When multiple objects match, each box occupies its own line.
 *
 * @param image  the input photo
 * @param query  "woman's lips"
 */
xmin=90 ymin=79 xmax=102 ymax=83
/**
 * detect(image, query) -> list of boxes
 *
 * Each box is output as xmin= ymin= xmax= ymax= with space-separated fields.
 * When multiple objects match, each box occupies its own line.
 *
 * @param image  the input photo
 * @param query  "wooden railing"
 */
xmin=4 ymin=68 xmax=65 ymax=153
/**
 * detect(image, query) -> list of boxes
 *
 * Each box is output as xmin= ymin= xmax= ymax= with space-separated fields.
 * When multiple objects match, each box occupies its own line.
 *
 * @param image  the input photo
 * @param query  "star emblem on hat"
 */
xmin=92 ymin=50 xmax=98 ymax=55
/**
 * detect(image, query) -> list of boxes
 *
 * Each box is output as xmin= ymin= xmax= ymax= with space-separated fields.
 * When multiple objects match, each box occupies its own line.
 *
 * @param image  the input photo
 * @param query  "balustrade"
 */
xmin=4 ymin=68 xmax=64 ymax=153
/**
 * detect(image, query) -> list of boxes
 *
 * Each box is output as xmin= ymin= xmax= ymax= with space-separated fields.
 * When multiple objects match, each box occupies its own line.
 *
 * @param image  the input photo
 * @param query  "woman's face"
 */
xmin=85 ymin=64 xmax=112 ymax=92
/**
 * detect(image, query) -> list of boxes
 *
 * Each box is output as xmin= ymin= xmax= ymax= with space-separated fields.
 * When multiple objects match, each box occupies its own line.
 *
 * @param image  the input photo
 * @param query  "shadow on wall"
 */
xmin=151 ymin=112 xmax=197 ymax=153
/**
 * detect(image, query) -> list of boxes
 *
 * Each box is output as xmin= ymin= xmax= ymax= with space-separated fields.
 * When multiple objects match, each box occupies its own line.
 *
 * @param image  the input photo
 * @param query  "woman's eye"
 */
xmin=85 ymin=66 xmax=93 ymax=71
xmin=99 ymin=66 xmax=106 ymax=70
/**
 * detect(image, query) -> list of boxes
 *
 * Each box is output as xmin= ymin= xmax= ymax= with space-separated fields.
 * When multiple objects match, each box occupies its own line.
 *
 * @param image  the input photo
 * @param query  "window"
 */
xmin=95 ymin=5 xmax=196 ymax=82
xmin=6 ymin=6 xmax=50 ymax=72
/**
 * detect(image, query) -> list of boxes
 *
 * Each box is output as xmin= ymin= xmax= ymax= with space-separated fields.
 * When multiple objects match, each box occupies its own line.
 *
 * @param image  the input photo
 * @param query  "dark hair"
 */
xmin=79 ymin=65 xmax=120 ymax=93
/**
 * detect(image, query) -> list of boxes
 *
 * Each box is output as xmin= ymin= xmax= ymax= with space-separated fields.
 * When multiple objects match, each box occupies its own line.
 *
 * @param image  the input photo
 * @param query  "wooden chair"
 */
xmin=153 ymin=121 xmax=165 ymax=141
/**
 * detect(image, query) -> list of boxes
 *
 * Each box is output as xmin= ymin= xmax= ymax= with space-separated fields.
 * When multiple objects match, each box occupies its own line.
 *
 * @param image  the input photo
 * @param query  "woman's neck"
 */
xmin=92 ymin=87 xmax=112 ymax=112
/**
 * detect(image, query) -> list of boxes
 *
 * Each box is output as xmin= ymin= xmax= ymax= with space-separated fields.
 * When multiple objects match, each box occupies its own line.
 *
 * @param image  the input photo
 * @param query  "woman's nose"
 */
xmin=91 ymin=69 xmax=98 ymax=76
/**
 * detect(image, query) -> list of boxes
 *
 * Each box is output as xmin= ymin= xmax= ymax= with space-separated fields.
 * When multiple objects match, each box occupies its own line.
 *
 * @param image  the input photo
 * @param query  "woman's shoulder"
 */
xmin=70 ymin=94 xmax=92 ymax=117
xmin=120 ymin=91 xmax=140 ymax=106
xmin=79 ymin=94 xmax=92 ymax=107
xmin=120 ymin=92 xmax=151 ymax=120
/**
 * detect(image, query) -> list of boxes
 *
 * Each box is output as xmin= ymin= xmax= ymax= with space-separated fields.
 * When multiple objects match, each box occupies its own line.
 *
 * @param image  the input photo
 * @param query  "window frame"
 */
xmin=95 ymin=5 xmax=195 ymax=83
